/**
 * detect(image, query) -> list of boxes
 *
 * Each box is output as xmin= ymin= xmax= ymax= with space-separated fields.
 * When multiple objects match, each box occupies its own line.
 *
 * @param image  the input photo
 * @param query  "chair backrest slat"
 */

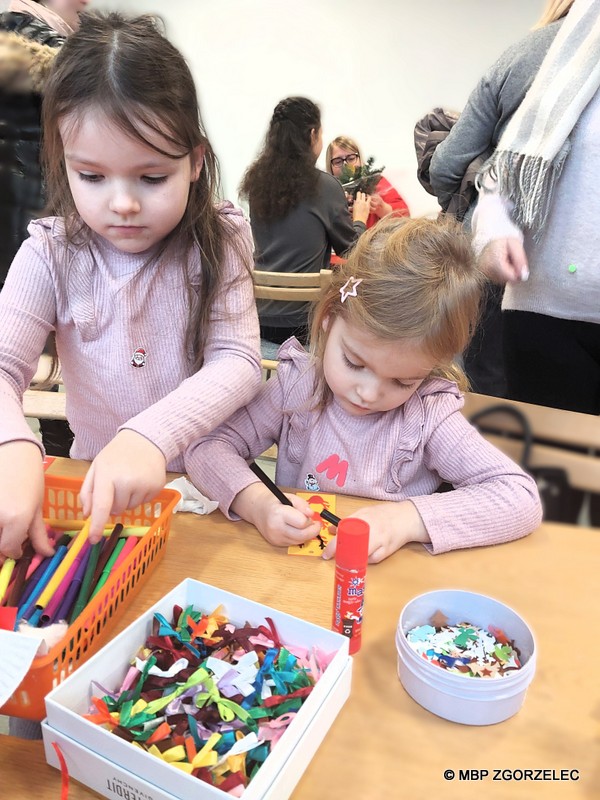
xmin=253 ymin=269 xmax=332 ymax=301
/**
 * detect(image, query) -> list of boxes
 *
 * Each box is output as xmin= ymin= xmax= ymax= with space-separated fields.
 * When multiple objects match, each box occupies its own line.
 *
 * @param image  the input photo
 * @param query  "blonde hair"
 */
xmin=325 ymin=135 xmax=362 ymax=174
xmin=309 ymin=216 xmax=484 ymax=407
xmin=533 ymin=0 xmax=573 ymax=28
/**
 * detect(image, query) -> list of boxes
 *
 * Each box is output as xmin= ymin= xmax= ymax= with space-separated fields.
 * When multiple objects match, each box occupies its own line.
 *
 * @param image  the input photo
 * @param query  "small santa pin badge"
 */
xmin=131 ymin=347 xmax=147 ymax=368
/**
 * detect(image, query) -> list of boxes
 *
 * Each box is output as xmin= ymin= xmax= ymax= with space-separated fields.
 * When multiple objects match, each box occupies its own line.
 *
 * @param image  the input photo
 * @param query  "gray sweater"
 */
xmin=250 ymin=170 xmax=365 ymax=329
xmin=429 ymin=21 xmax=561 ymax=213
xmin=431 ymin=20 xmax=600 ymax=324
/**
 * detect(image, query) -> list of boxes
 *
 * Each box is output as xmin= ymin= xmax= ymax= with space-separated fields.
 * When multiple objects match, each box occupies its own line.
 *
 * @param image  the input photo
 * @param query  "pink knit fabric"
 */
xmin=186 ymin=339 xmax=542 ymax=554
xmin=0 ymin=206 xmax=261 ymax=471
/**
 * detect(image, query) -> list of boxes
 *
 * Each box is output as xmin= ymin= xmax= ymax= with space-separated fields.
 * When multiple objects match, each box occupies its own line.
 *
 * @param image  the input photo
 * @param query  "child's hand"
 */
xmin=232 ymin=483 xmax=322 ymax=547
xmin=322 ymin=501 xmax=430 ymax=564
xmin=352 ymin=191 xmax=370 ymax=225
xmin=369 ymin=193 xmax=392 ymax=219
xmin=0 ymin=441 xmax=53 ymax=561
xmin=80 ymin=430 xmax=167 ymax=544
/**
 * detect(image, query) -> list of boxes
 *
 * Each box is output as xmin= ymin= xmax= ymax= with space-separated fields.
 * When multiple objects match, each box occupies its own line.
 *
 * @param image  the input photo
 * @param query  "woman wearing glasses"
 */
xmin=240 ymin=97 xmax=369 ymax=346
xmin=326 ymin=135 xmax=410 ymax=228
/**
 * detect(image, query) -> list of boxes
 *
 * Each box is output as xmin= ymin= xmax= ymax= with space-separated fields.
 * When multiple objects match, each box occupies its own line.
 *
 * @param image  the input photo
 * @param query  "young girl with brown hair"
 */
xmin=188 ymin=216 xmax=542 ymax=563
xmin=0 ymin=12 xmax=261 ymax=558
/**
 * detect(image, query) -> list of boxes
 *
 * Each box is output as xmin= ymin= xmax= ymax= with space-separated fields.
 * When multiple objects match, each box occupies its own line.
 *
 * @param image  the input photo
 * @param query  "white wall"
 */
xmin=94 ymin=0 xmax=543 ymax=216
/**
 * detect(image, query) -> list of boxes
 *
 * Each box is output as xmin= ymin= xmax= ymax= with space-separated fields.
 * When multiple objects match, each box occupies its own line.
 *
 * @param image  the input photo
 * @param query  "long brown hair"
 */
xmin=239 ymin=96 xmax=321 ymax=222
xmin=310 ymin=216 xmax=484 ymax=407
xmin=41 ymin=11 xmax=250 ymax=372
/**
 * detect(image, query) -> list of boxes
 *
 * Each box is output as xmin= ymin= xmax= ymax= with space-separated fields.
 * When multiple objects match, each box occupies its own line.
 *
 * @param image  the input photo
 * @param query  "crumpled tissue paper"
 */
xmin=165 ymin=476 xmax=219 ymax=515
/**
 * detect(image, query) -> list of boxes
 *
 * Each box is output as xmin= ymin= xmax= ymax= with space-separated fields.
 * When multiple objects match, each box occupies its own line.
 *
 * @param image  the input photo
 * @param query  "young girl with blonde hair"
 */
xmin=188 ymin=216 xmax=541 ymax=563
xmin=0 ymin=12 xmax=261 ymax=560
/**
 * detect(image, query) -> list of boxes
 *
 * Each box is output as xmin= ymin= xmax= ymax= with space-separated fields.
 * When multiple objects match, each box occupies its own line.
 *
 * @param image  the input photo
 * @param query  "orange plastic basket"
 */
xmin=1 ymin=474 xmax=180 ymax=721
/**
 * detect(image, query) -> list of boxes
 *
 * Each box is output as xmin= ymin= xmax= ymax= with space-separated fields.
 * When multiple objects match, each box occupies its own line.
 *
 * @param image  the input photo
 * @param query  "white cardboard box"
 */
xmin=42 ymin=578 xmax=352 ymax=800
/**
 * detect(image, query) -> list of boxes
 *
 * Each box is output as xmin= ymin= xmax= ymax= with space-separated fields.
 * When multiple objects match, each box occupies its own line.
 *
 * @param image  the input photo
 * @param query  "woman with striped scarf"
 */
xmin=473 ymin=0 xmax=600 ymax=420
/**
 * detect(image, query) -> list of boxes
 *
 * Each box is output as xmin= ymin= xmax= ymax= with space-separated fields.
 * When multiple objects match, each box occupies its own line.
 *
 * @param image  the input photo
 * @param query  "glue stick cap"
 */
xmin=335 ymin=518 xmax=370 ymax=570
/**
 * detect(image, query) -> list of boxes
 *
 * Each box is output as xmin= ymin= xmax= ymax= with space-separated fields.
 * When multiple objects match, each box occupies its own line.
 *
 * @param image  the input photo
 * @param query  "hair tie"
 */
xmin=340 ymin=277 xmax=362 ymax=303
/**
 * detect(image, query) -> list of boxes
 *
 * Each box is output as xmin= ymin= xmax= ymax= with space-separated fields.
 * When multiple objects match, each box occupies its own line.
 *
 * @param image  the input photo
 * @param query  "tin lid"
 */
xmin=335 ymin=518 xmax=369 ymax=569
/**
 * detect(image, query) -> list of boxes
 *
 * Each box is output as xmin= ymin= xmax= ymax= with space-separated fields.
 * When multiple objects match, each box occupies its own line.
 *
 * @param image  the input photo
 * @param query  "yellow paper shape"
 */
xmin=191 ymin=732 xmax=221 ymax=768
xmin=171 ymin=762 xmax=194 ymax=774
xmin=160 ymin=745 xmax=187 ymax=763
xmin=288 ymin=492 xmax=337 ymax=557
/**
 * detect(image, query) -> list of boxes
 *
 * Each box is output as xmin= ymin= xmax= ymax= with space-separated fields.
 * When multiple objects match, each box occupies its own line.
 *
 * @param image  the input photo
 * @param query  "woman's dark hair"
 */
xmin=41 ymin=12 xmax=250 ymax=373
xmin=239 ymin=96 xmax=321 ymax=222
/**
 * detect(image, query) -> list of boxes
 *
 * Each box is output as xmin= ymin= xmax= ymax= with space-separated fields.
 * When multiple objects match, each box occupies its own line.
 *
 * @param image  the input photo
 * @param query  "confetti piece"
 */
xmin=406 ymin=613 xmax=522 ymax=678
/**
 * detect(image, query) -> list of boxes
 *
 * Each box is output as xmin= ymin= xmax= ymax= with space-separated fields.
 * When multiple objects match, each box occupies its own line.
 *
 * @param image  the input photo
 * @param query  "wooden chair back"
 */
xmin=256 ymin=269 xmax=332 ymax=376
xmin=253 ymin=269 xmax=332 ymax=302
xmin=25 ymin=354 xmax=67 ymax=421
xmin=23 ymin=388 xmax=67 ymax=420
xmin=462 ymin=393 xmax=600 ymax=494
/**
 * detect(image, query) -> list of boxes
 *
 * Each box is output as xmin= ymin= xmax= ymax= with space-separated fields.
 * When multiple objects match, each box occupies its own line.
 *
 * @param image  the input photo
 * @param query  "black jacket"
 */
xmin=0 ymin=12 xmax=64 ymax=283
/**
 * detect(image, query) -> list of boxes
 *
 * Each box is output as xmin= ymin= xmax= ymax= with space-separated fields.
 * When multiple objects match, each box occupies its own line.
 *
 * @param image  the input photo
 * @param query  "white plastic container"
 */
xmin=396 ymin=589 xmax=536 ymax=725
xmin=42 ymin=578 xmax=352 ymax=800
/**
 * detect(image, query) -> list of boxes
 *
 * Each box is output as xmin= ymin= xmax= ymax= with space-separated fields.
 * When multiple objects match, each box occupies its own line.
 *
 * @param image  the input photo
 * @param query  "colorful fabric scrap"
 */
xmin=84 ymin=604 xmax=334 ymax=795
xmin=406 ymin=612 xmax=522 ymax=678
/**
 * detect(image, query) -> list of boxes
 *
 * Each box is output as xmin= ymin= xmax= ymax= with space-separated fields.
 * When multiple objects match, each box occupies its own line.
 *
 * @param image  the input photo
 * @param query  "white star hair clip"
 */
xmin=340 ymin=277 xmax=363 ymax=303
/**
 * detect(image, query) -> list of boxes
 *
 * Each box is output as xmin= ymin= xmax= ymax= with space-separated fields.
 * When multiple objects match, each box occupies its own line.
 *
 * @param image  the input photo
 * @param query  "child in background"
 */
xmin=0 ymin=12 xmax=261 ymax=560
xmin=186 ymin=217 xmax=541 ymax=563
xmin=326 ymin=135 xmax=410 ymax=229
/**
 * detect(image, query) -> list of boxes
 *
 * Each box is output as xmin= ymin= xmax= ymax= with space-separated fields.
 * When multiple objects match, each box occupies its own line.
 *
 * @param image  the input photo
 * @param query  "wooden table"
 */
xmin=1 ymin=458 xmax=596 ymax=799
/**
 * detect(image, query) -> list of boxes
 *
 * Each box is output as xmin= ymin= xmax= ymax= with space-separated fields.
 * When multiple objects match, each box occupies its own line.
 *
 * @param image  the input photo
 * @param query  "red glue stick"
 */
xmin=331 ymin=518 xmax=369 ymax=654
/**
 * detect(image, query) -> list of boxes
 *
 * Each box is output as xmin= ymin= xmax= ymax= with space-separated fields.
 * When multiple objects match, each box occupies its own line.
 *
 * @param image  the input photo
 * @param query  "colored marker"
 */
xmin=46 ymin=545 xmax=93 ymax=625
xmin=0 ymin=559 xmax=16 ymax=604
xmin=89 ymin=537 xmax=127 ymax=601
xmin=61 ymin=526 xmax=149 ymax=538
xmin=35 ymin=520 xmax=91 ymax=610
xmin=69 ymin=539 xmax=103 ymax=624
xmin=5 ymin=543 xmax=35 ymax=608
xmin=249 ymin=461 xmax=341 ymax=526
xmin=39 ymin=540 xmax=91 ymax=625
xmin=109 ymin=535 xmax=138 ymax=573
xmin=88 ymin=523 xmax=123 ymax=591
xmin=17 ymin=544 xmax=69 ymax=623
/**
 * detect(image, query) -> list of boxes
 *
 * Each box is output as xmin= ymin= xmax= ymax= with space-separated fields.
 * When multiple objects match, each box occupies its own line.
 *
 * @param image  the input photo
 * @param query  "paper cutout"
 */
xmin=0 ymin=629 xmax=41 ymax=705
xmin=288 ymin=493 xmax=337 ymax=557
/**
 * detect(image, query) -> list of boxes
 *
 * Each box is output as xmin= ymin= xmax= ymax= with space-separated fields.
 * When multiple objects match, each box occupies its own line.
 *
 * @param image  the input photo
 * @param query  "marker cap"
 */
xmin=335 ymin=518 xmax=369 ymax=569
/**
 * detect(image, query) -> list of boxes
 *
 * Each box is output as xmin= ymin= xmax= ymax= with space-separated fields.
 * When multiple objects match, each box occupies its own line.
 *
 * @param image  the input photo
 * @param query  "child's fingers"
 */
xmin=283 ymin=518 xmax=322 ymax=544
xmin=287 ymin=494 xmax=317 ymax=520
xmin=86 ymin=481 xmax=115 ymax=545
xmin=28 ymin=512 xmax=55 ymax=558
xmin=368 ymin=545 xmax=387 ymax=564
xmin=321 ymin=535 xmax=338 ymax=561
xmin=0 ymin=525 xmax=25 ymax=560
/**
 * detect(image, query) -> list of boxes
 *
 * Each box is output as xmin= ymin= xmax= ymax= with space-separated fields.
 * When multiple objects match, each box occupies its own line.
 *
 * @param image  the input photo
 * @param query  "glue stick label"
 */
xmin=333 ymin=567 xmax=365 ymax=653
